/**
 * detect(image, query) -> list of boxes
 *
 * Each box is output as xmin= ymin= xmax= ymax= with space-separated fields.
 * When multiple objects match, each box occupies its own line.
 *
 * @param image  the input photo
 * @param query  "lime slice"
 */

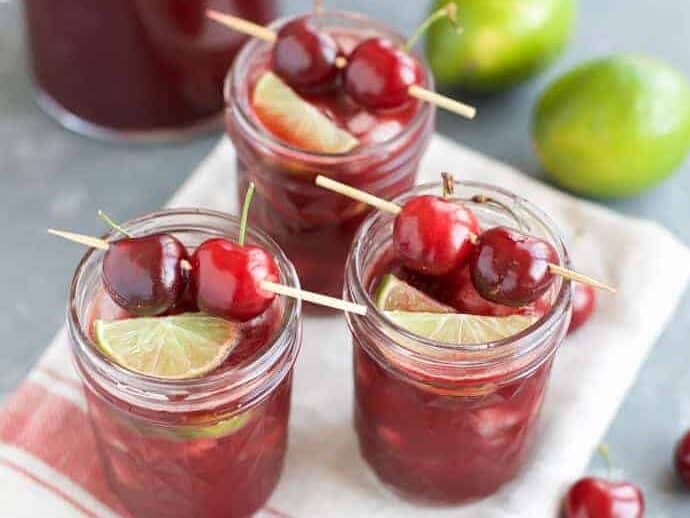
xmin=94 ymin=313 xmax=240 ymax=380
xmin=385 ymin=311 xmax=538 ymax=344
xmin=252 ymin=71 xmax=359 ymax=154
xmin=375 ymin=274 xmax=454 ymax=313
xmin=174 ymin=412 xmax=252 ymax=440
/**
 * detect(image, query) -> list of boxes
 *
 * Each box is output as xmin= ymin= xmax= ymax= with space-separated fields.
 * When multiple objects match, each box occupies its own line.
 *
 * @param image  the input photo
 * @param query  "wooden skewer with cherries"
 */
xmin=49 ymin=184 xmax=366 ymax=318
xmin=315 ymin=173 xmax=616 ymax=307
xmin=206 ymin=5 xmax=476 ymax=119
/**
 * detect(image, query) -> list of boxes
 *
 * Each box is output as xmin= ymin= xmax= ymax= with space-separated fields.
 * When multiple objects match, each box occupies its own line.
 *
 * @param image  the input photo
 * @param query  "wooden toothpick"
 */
xmin=205 ymin=9 xmax=476 ymax=120
xmin=313 ymin=175 xmax=617 ymax=294
xmin=48 ymin=228 xmax=367 ymax=314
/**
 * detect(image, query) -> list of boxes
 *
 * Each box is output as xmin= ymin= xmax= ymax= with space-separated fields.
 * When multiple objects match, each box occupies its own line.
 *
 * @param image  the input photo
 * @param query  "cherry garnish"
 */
xmin=190 ymin=238 xmax=278 ymax=322
xmin=568 ymin=282 xmax=596 ymax=334
xmin=343 ymin=37 xmax=422 ymax=110
xmin=674 ymin=429 xmax=690 ymax=488
xmin=190 ymin=183 xmax=279 ymax=322
xmin=443 ymin=265 xmax=548 ymax=317
xmin=470 ymin=226 xmax=559 ymax=306
xmin=272 ymin=17 xmax=339 ymax=91
xmin=563 ymin=477 xmax=644 ymax=518
xmin=102 ymin=234 xmax=189 ymax=316
xmin=393 ymin=195 xmax=479 ymax=276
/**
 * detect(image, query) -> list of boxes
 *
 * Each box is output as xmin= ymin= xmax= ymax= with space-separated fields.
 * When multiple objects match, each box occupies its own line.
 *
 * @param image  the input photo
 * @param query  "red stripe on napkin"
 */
xmin=0 ymin=457 xmax=99 ymax=518
xmin=0 ymin=380 xmax=128 ymax=516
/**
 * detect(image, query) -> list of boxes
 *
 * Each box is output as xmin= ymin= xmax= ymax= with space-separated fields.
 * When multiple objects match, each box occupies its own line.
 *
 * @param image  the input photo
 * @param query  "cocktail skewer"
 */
xmin=47 ymin=228 xmax=367 ymax=315
xmin=314 ymin=175 xmax=616 ymax=294
xmin=205 ymin=9 xmax=476 ymax=120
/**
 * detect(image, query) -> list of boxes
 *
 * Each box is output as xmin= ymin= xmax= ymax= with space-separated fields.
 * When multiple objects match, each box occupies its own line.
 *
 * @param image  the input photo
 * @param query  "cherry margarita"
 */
xmin=67 ymin=209 xmax=302 ymax=517
xmin=24 ymin=0 xmax=277 ymax=140
xmin=344 ymin=182 xmax=573 ymax=504
xmin=225 ymin=10 xmax=435 ymax=297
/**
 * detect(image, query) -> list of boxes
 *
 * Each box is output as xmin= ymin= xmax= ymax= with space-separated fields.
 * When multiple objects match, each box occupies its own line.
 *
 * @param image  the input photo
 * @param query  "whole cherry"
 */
xmin=568 ymin=282 xmax=596 ymax=334
xmin=272 ymin=17 xmax=340 ymax=91
xmin=563 ymin=477 xmax=644 ymax=518
xmin=343 ymin=37 xmax=422 ymax=110
xmin=470 ymin=226 xmax=559 ymax=306
xmin=190 ymin=184 xmax=279 ymax=322
xmin=443 ymin=265 xmax=549 ymax=318
xmin=674 ymin=429 xmax=690 ymax=488
xmin=393 ymin=195 xmax=479 ymax=276
xmin=99 ymin=212 xmax=189 ymax=316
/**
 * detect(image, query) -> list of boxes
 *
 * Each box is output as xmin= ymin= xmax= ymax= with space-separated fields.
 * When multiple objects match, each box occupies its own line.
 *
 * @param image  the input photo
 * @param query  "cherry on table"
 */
xmin=470 ymin=226 xmax=559 ymax=306
xmin=674 ymin=429 xmax=690 ymax=488
xmin=563 ymin=477 xmax=644 ymax=518
xmin=272 ymin=17 xmax=339 ymax=91
xmin=343 ymin=37 xmax=422 ymax=110
xmin=393 ymin=195 xmax=479 ymax=276
xmin=102 ymin=234 xmax=189 ymax=316
xmin=568 ymin=282 xmax=596 ymax=334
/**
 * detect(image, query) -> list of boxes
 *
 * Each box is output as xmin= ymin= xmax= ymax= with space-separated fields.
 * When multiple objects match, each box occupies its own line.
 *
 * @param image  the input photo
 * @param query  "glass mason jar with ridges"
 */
xmin=68 ymin=209 xmax=302 ymax=517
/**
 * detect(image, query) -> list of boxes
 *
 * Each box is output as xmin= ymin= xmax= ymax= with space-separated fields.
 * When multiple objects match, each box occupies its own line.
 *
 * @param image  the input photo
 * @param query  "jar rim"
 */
xmin=345 ymin=181 xmax=572 ymax=370
xmin=67 ymin=208 xmax=302 ymax=409
xmin=224 ymin=9 xmax=436 ymax=165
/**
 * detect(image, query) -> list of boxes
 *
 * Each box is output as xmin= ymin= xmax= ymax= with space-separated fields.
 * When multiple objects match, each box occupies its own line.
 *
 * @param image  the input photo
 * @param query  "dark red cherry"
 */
xmin=190 ymin=238 xmax=278 ymax=322
xmin=272 ymin=17 xmax=339 ymax=91
xmin=393 ymin=195 xmax=479 ymax=276
xmin=470 ymin=226 xmax=559 ymax=306
xmin=674 ymin=429 xmax=690 ymax=488
xmin=344 ymin=37 xmax=422 ymax=110
xmin=102 ymin=234 xmax=189 ymax=316
xmin=568 ymin=282 xmax=596 ymax=334
xmin=563 ymin=477 xmax=644 ymax=518
xmin=443 ymin=265 xmax=549 ymax=318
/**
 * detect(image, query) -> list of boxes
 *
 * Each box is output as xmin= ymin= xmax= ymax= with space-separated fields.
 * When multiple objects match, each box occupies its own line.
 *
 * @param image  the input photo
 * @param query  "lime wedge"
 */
xmin=375 ymin=274 xmax=454 ymax=313
xmin=385 ymin=311 xmax=538 ymax=344
xmin=252 ymin=71 xmax=359 ymax=154
xmin=174 ymin=413 xmax=252 ymax=440
xmin=94 ymin=313 xmax=240 ymax=380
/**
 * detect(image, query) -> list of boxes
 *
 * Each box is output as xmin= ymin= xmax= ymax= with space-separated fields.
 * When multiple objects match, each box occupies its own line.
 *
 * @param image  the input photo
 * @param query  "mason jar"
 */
xmin=67 ymin=209 xmax=302 ymax=517
xmin=344 ymin=182 xmax=572 ymax=504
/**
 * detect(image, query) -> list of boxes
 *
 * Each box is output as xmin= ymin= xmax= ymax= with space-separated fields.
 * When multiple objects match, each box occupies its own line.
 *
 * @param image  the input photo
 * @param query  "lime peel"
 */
xmin=252 ymin=71 xmax=359 ymax=154
xmin=384 ymin=311 xmax=538 ymax=345
xmin=94 ymin=313 xmax=240 ymax=380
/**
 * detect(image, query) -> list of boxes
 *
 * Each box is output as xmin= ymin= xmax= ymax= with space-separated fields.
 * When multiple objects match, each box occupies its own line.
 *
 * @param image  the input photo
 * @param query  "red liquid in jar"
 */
xmin=82 ymin=289 xmax=291 ymax=518
xmin=24 ymin=0 xmax=277 ymax=132
xmin=353 ymin=253 xmax=557 ymax=503
xmin=226 ymin=19 xmax=434 ymax=296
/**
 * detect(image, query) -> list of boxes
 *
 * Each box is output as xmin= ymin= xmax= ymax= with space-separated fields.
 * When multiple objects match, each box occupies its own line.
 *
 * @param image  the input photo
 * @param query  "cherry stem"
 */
xmin=471 ymin=195 xmax=527 ymax=232
xmin=404 ymin=3 xmax=461 ymax=53
xmin=441 ymin=172 xmax=455 ymax=199
xmin=238 ymin=182 xmax=255 ymax=247
xmin=98 ymin=210 xmax=133 ymax=238
xmin=598 ymin=444 xmax=613 ymax=479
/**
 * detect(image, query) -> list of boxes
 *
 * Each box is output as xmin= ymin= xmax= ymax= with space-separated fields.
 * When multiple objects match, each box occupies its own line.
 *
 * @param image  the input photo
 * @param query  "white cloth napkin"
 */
xmin=1 ymin=134 xmax=688 ymax=517
xmin=168 ymin=134 xmax=690 ymax=517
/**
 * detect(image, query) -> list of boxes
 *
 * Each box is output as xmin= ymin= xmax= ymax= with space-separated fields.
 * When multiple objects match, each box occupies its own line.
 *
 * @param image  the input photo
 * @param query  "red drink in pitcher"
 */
xmin=24 ymin=0 xmax=277 ymax=139
xmin=344 ymin=181 xmax=573 ymax=504
xmin=67 ymin=209 xmax=302 ymax=517
xmin=225 ymin=10 xmax=435 ymax=296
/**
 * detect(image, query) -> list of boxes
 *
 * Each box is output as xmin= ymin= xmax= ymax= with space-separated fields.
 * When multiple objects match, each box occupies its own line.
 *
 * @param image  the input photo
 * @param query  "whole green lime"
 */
xmin=425 ymin=0 xmax=576 ymax=93
xmin=532 ymin=55 xmax=690 ymax=197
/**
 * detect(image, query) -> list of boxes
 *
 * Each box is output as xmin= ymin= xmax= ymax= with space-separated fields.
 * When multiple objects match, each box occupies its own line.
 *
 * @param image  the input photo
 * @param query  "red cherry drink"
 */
xmin=24 ymin=0 xmax=277 ymax=139
xmin=344 ymin=182 xmax=573 ymax=504
xmin=67 ymin=210 xmax=302 ymax=517
xmin=225 ymin=10 xmax=435 ymax=297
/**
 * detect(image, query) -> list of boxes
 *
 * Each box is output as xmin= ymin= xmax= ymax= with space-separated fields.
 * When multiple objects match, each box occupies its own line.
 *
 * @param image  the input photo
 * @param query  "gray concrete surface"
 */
xmin=1 ymin=0 xmax=689 ymax=515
